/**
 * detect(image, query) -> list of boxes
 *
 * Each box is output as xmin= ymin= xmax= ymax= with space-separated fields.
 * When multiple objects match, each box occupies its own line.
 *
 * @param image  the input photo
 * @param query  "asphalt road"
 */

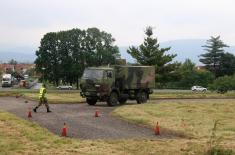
xmin=0 ymin=97 xmax=164 ymax=139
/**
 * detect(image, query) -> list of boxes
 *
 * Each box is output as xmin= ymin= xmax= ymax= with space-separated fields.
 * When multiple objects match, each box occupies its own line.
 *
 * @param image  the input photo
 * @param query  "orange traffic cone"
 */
xmin=28 ymin=108 xmax=32 ymax=118
xmin=155 ymin=122 xmax=160 ymax=135
xmin=95 ymin=110 xmax=99 ymax=117
xmin=61 ymin=123 xmax=67 ymax=137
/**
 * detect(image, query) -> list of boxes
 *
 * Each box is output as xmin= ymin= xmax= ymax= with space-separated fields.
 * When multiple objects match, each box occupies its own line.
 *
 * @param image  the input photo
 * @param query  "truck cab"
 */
xmin=80 ymin=67 xmax=115 ymax=105
xmin=2 ymin=74 xmax=13 ymax=87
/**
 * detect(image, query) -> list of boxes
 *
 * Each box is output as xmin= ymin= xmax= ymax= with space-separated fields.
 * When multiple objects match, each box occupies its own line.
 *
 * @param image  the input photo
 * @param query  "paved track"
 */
xmin=0 ymin=97 xmax=162 ymax=139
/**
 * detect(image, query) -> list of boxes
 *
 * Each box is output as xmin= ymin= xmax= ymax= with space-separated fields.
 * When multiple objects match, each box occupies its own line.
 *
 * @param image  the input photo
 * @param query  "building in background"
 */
xmin=0 ymin=63 xmax=35 ymax=74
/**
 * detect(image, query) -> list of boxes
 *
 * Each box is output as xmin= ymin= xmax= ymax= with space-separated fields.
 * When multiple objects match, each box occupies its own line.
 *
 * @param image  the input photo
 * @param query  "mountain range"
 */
xmin=0 ymin=39 xmax=235 ymax=65
xmin=0 ymin=45 xmax=37 ymax=63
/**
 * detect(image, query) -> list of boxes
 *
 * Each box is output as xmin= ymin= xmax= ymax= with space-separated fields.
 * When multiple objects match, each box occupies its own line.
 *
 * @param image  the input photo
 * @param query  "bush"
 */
xmin=209 ymin=75 xmax=235 ymax=93
xmin=206 ymin=148 xmax=233 ymax=155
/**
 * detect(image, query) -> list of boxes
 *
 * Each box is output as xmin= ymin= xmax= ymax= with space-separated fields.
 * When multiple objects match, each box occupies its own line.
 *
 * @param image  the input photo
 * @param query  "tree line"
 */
xmin=35 ymin=27 xmax=235 ymax=91
xmin=35 ymin=28 xmax=119 ymax=88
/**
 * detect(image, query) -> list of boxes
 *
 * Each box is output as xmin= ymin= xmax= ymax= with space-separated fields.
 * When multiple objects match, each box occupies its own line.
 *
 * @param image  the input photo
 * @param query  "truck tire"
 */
xmin=118 ymin=98 xmax=127 ymax=105
xmin=86 ymin=98 xmax=97 ymax=106
xmin=107 ymin=92 xmax=118 ymax=106
xmin=136 ymin=91 xmax=147 ymax=104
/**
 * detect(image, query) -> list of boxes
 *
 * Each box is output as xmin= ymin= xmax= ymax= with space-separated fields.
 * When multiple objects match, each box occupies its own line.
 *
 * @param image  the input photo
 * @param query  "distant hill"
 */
xmin=0 ymin=52 xmax=36 ymax=63
xmin=0 ymin=46 xmax=36 ymax=63
xmin=120 ymin=39 xmax=235 ymax=65
xmin=0 ymin=39 xmax=235 ymax=64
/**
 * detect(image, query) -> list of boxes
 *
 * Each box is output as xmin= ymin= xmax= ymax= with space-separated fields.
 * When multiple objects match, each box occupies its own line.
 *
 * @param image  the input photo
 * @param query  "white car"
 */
xmin=56 ymin=85 xmax=73 ymax=90
xmin=191 ymin=86 xmax=207 ymax=92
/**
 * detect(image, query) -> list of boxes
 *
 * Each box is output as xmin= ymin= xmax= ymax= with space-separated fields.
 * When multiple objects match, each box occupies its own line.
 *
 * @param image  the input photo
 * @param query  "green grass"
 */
xmin=150 ymin=91 xmax=235 ymax=100
xmin=0 ymin=92 xmax=22 ymax=97
xmin=113 ymin=99 xmax=235 ymax=152
xmin=0 ymin=111 xmax=208 ymax=155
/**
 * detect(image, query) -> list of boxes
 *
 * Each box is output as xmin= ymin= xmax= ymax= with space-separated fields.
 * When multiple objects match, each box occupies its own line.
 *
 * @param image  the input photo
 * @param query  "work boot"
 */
xmin=47 ymin=108 xmax=52 ymax=113
xmin=33 ymin=107 xmax=37 ymax=113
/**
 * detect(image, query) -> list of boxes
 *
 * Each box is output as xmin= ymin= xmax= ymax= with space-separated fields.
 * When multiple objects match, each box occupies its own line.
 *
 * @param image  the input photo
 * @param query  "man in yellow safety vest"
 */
xmin=33 ymin=83 xmax=51 ymax=113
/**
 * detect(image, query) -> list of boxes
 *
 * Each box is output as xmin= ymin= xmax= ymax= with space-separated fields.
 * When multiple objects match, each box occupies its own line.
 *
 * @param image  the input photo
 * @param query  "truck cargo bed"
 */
xmin=114 ymin=66 xmax=155 ymax=90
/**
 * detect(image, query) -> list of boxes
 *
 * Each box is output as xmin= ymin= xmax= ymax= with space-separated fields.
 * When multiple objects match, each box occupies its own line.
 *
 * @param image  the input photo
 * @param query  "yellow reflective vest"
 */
xmin=39 ymin=87 xmax=46 ymax=99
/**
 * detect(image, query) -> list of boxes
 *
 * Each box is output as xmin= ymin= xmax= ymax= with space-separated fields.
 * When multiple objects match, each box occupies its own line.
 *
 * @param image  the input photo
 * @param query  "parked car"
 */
xmin=191 ymin=86 xmax=207 ymax=92
xmin=24 ymin=74 xmax=29 ymax=79
xmin=56 ymin=85 xmax=73 ymax=90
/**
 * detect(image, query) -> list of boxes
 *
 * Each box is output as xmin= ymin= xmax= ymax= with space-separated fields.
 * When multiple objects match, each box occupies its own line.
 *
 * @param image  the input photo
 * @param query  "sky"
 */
xmin=0 ymin=0 xmax=235 ymax=50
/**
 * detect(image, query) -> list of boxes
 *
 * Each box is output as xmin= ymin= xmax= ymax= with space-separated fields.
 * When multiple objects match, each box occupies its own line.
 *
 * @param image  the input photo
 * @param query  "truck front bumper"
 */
xmin=2 ymin=83 xmax=12 ymax=87
xmin=80 ymin=91 xmax=101 ymax=98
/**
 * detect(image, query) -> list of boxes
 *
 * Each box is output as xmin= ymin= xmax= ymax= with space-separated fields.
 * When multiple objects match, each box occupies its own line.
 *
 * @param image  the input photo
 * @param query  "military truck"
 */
xmin=80 ymin=65 xmax=155 ymax=106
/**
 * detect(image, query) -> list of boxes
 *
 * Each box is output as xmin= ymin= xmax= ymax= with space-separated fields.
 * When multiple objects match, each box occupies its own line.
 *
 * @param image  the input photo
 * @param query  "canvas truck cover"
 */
xmin=114 ymin=66 xmax=155 ymax=90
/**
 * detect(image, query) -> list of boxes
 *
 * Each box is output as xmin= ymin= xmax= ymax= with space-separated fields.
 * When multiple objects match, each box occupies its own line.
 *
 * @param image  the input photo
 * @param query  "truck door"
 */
xmin=104 ymin=70 xmax=114 ymax=93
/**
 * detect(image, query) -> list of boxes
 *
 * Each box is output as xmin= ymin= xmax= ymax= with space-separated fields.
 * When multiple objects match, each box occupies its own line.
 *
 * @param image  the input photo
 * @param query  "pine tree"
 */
xmin=200 ymin=36 xmax=229 ymax=77
xmin=127 ymin=26 xmax=177 ymax=85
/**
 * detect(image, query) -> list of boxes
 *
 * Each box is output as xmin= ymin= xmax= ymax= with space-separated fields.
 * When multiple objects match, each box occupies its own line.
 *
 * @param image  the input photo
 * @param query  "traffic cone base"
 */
xmin=155 ymin=122 xmax=160 ymax=135
xmin=28 ymin=108 xmax=32 ymax=118
xmin=61 ymin=123 xmax=67 ymax=137
xmin=95 ymin=110 xmax=99 ymax=117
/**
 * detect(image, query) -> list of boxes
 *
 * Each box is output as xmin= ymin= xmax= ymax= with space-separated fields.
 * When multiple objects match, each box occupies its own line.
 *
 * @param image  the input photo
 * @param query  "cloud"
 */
xmin=0 ymin=0 xmax=235 ymax=48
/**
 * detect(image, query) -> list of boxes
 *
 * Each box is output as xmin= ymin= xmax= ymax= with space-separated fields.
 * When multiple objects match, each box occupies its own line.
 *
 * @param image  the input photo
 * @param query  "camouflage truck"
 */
xmin=80 ymin=65 xmax=155 ymax=106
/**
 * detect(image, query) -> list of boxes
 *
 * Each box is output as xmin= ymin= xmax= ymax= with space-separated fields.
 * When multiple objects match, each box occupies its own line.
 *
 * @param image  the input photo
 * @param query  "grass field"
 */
xmin=0 ymin=111 xmax=209 ymax=155
xmin=150 ymin=91 xmax=235 ymax=100
xmin=113 ymin=99 xmax=235 ymax=153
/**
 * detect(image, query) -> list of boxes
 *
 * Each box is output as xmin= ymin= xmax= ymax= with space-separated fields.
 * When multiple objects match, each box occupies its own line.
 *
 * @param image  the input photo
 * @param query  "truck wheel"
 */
xmin=86 ymin=98 xmax=97 ymax=106
xmin=136 ymin=91 xmax=147 ymax=104
xmin=107 ymin=92 xmax=118 ymax=106
xmin=118 ymin=98 xmax=127 ymax=105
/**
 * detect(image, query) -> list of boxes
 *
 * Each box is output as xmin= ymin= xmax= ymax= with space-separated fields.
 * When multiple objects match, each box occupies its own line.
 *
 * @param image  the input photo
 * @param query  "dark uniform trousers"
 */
xmin=37 ymin=97 xmax=49 ymax=109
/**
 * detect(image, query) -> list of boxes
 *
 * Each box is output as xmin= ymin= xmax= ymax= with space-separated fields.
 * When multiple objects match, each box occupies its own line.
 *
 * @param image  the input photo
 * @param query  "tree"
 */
xmin=8 ymin=59 xmax=17 ymax=73
xmin=194 ymin=70 xmax=215 ymax=87
xmin=127 ymin=26 xmax=178 ymax=86
xmin=199 ymin=36 xmax=229 ymax=77
xmin=84 ymin=28 xmax=120 ymax=66
xmin=35 ymin=27 xmax=120 ymax=88
xmin=179 ymin=59 xmax=195 ymax=73
xmin=163 ymin=59 xmax=215 ymax=89
xmin=35 ymin=32 xmax=61 ymax=85
xmin=66 ymin=29 xmax=86 ymax=88
xmin=219 ymin=52 xmax=235 ymax=76
xmin=209 ymin=75 xmax=235 ymax=93
xmin=174 ymin=59 xmax=214 ymax=89
xmin=8 ymin=59 xmax=17 ymax=65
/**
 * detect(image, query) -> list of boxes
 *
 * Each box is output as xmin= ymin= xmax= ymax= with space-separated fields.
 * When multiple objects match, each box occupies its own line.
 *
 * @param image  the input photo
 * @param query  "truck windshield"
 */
xmin=2 ymin=78 xmax=10 ymax=81
xmin=82 ymin=69 xmax=103 ymax=80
